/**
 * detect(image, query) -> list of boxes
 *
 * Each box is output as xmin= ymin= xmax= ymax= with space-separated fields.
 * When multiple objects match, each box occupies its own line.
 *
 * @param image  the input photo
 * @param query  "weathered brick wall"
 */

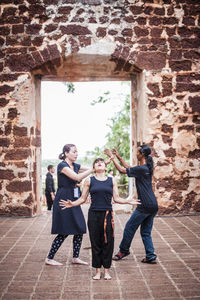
xmin=0 ymin=0 xmax=200 ymax=216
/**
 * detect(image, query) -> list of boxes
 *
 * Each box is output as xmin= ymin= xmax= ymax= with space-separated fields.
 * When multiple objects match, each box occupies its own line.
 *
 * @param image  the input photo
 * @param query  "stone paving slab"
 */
xmin=0 ymin=205 xmax=200 ymax=300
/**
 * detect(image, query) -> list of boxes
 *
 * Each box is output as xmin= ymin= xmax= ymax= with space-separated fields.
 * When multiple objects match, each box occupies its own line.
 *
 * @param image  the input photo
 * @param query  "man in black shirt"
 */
xmin=45 ymin=165 xmax=55 ymax=211
xmin=104 ymin=145 xmax=158 ymax=264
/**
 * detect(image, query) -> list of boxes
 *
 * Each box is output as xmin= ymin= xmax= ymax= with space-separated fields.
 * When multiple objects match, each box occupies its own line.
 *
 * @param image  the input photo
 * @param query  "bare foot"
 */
xmin=45 ymin=258 xmax=63 ymax=266
xmin=72 ymin=258 xmax=88 ymax=265
xmin=93 ymin=273 xmax=101 ymax=280
xmin=104 ymin=273 xmax=112 ymax=280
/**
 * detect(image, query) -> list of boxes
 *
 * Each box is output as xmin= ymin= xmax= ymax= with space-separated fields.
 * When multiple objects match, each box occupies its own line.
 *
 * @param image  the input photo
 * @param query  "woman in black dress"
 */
xmin=45 ymin=144 xmax=94 ymax=266
xmin=59 ymin=158 xmax=140 ymax=279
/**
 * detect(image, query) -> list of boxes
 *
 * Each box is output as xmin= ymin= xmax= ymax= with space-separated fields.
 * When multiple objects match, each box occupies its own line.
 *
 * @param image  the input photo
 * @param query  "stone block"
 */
xmin=169 ymin=60 xmax=192 ymax=72
xmin=130 ymin=5 xmax=143 ymax=15
xmin=8 ymin=108 xmax=18 ymax=120
xmin=121 ymin=28 xmax=132 ymax=37
xmin=147 ymin=83 xmax=161 ymax=97
xmin=12 ymin=24 xmax=24 ymax=34
xmin=135 ymin=52 xmax=166 ymax=70
xmin=44 ymin=24 xmax=57 ymax=33
xmin=5 ymin=149 xmax=31 ymax=160
xmin=0 ymin=169 xmax=15 ymax=180
xmin=60 ymin=25 xmax=91 ymax=35
xmin=161 ymin=124 xmax=173 ymax=133
xmin=26 ymin=24 xmax=42 ymax=35
xmin=14 ymin=137 xmax=30 ymax=148
xmin=6 ymin=180 xmax=32 ymax=193
xmin=96 ymin=27 xmax=106 ymax=38
xmin=0 ymin=85 xmax=14 ymax=95
xmin=13 ymin=126 xmax=27 ymax=137
xmin=0 ymin=98 xmax=9 ymax=107
xmin=0 ymin=138 xmax=10 ymax=148
xmin=58 ymin=6 xmax=73 ymax=14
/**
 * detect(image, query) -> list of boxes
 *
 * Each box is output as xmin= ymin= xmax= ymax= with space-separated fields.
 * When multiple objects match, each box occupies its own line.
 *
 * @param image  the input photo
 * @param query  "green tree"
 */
xmin=84 ymin=92 xmax=130 ymax=186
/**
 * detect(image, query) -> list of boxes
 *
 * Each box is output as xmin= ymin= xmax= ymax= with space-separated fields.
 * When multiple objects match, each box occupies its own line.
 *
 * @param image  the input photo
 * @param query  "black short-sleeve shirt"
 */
xmin=126 ymin=165 xmax=158 ymax=213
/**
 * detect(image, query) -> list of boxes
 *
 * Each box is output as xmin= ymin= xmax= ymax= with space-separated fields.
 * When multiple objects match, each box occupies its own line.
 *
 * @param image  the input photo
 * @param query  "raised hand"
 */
xmin=112 ymin=148 xmax=119 ymax=157
xmin=104 ymin=148 xmax=113 ymax=158
xmin=59 ymin=199 xmax=74 ymax=210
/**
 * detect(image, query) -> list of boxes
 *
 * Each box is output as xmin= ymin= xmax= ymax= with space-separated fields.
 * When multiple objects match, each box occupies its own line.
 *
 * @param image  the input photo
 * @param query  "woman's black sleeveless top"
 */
xmin=89 ymin=176 xmax=113 ymax=211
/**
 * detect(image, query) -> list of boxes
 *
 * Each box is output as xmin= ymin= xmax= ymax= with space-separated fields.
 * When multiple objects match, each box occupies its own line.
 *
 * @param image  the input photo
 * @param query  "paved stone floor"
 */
xmin=0 ymin=205 xmax=200 ymax=300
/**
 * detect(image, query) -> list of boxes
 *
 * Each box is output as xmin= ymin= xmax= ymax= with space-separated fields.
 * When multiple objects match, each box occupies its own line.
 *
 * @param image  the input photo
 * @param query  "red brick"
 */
xmin=96 ymin=27 xmax=106 ymax=38
xmin=26 ymin=24 xmax=42 ymax=35
xmin=0 ymin=26 xmax=10 ymax=35
xmin=5 ymin=149 xmax=31 ymax=160
xmin=13 ymin=126 xmax=27 ymax=137
xmin=0 ymin=98 xmax=9 ymax=107
xmin=148 ymin=99 xmax=158 ymax=109
xmin=154 ymin=7 xmax=165 ymax=15
xmin=111 ymin=18 xmax=120 ymax=24
xmin=135 ymin=17 xmax=146 ymax=25
xmin=0 ymin=85 xmax=14 ymax=95
xmin=130 ymin=5 xmax=143 ymax=15
xmin=6 ymin=180 xmax=32 ymax=192
xmin=169 ymin=60 xmax=192 ymax=71
xmin=44 ymin=24 xmax=57 ymax=33
xmin=183 ymin=17 xmax=195 ymax=26
xmin=162 ymin=124 xmax=173 ymax=133
xmin=162 ymin=135 xmax=172 ymax=145
xmin=60 ymin=25 xmax=91 ymax=35
xmin=134 ymin=26 xmax=149 ymax=37
xmin=162 ymin=82 xmax=172 ymax=97
xmin=29 ymin=4 xmax=46 ymax=16
xmin=12 ymin=24 xmax=24 ymax=34
xmin=0 ymin=169 xmax=15 ymax=180
xmin=99 ymin=16 xmax=109 ymax=24
xmin=151 ymin=28 xmax=163 ymax=37
xmin=149 ymin=17 xmax=162 ymax=26
xmin=189 ymin=96 xmax=200 ymax=113
xmin=32 ymin=36 xmax=43 ymax=47
xmin=8 ymin=108 xmax=18 ymax=120
xmin=121 ymin=28 xmax=133 ymax=37
xmin=147 ymin=83 xmax=161 ymax=97
xmin=135 ymin=52 xmax=166 ymax=70
xmin=78 ymin=36 xmax=91 ymax=47
xmin=14 ymin=137 xmax=30 ymax=148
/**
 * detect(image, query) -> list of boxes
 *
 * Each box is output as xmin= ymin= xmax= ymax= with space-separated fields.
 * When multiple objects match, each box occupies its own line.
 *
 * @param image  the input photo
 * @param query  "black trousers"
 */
xmin=45 ymin=192 xmax=53 ymax=210
xmin=88 ymin=210 xmax=114 ymax=269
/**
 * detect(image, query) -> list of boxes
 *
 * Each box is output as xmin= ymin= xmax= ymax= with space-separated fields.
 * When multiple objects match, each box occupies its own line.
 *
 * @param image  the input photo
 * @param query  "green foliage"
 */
xmin=63 ymin=82 xmax=75 ymax=93
xmin=85 ymin=91 xmax=130 ymax=185
xmin=90 ymin=91 xmax=110 ymax=105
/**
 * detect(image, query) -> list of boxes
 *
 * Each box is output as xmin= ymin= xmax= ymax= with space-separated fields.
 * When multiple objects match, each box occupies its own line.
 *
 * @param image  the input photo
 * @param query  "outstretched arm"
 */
xmin=61 ymin=166 xmax=93 ymax=182
xmin=112 ymin=178 xmax=140 ymax=205
xmin=104 ymin=149 xmax=128 ymax=174
xmin=112 ymin=149 xmax=130 ymax=168
xmin=59 ymin=178 xmax=90 ymax=209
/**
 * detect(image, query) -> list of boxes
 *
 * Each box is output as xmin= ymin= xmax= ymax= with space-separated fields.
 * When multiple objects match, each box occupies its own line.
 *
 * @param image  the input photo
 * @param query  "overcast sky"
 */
xmin=41 ymin=81 xmax=130 ymax=160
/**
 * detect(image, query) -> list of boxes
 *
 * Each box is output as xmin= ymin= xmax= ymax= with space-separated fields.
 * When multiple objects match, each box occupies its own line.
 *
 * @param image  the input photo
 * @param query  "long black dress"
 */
xmin=51 ymin=161 xmax=86 ymax=235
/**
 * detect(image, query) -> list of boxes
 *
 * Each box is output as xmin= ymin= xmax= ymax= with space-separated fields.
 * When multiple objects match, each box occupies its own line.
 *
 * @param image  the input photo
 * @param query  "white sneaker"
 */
xmin=71 ymin=258 xmax=88 ymax=265
xmin=45 ymin=258 xmax=63 ymax=266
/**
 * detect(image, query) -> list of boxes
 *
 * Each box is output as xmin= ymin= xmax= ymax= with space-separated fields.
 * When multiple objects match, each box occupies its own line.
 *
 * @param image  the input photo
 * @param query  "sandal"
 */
xmin=112 ymin=251 xmax=130 ymax=261
xmin=141 ymin=258 xmax=157 ymax=264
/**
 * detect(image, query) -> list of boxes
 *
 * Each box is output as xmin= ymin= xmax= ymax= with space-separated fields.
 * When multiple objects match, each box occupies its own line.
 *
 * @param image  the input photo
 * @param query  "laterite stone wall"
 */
xmin=0 ymin=0 xmax=199 ymax=216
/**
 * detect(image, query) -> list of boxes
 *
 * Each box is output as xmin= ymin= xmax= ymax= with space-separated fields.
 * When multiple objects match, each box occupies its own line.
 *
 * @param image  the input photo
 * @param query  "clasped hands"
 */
xmin=104 ymin=148 xmax=118 ymax=162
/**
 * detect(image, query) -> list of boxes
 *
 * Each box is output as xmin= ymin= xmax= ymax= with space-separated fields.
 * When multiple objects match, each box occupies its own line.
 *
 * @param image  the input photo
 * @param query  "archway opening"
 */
xmin=41 ymin=80 xmax=132 ymax=211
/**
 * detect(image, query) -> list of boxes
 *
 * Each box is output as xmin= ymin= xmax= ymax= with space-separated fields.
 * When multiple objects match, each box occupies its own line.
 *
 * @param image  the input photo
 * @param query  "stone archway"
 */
xmin=1 ymin=40 xmax=144 ymax=217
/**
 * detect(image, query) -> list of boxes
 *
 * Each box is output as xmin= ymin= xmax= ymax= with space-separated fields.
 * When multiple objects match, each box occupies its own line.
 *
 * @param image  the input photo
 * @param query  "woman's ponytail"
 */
xmin=146 ymin=155 xmax=154 ymax=175
xmin=139 ymin=144 xmax=154 ymax=175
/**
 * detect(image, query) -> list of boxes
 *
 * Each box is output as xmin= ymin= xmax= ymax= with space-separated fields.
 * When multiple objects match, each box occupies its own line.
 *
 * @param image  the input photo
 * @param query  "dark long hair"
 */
xmin=59 ymin=144 xmax=75 ymax=160
xmin=139 ymin=144 xmax=154 ymax=175
xmin=92 ymin=158 xmax=105 ymax=169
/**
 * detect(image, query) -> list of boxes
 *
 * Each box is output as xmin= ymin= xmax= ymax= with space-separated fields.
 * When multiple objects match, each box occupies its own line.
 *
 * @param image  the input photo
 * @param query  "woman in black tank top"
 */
xmin=59 ymin=158 xmax=140 ymax=280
